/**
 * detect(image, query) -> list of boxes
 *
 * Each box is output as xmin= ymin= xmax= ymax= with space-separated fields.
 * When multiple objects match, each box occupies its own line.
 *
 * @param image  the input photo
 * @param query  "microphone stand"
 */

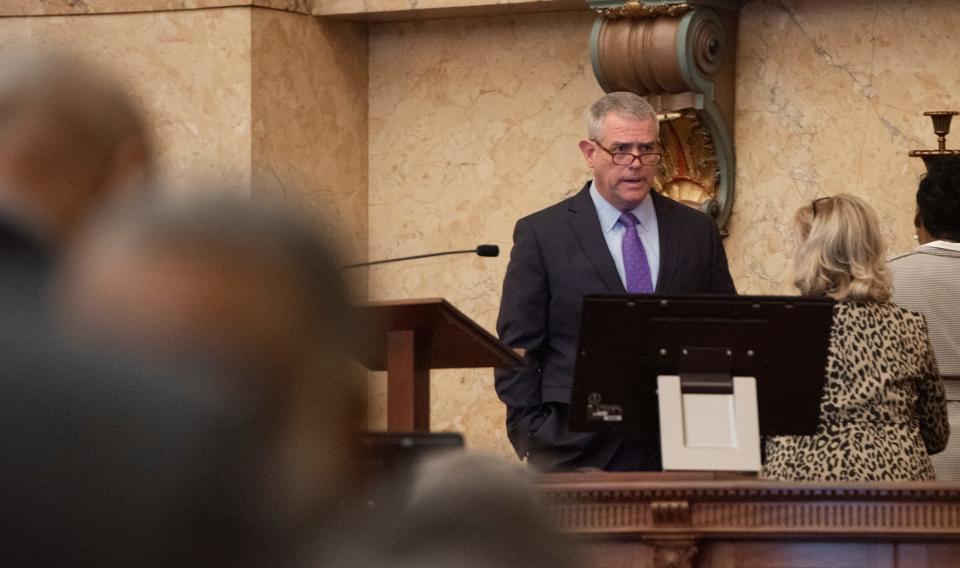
xmin=342 ymin=245 xmax=498 ymax=269
xmin=342 ymin=249 xmax=480 ymax=269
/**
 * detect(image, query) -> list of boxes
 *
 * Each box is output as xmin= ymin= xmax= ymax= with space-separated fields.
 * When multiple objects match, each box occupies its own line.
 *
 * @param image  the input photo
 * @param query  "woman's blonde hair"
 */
xmin=792 ymin=194 xmax=891 ymax=302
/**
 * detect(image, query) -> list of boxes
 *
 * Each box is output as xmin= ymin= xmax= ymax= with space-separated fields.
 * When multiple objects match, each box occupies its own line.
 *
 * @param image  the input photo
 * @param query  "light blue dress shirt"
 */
xmin=588 ymin=181 xmax=660 ymax=290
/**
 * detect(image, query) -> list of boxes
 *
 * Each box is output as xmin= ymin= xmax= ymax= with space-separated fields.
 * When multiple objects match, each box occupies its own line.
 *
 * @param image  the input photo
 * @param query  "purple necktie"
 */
xmin=618 ymin=212 xmax=654 ymax=294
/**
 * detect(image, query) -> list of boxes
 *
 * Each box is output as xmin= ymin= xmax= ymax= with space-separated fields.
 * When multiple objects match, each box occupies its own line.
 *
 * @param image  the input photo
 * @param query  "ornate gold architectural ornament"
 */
xmin=588 ymin=0 xmax=742 ymax=234
xmin=594 ymin=1 xmax=693 ymax=19
xmin=655 ymin=110 xmax=719 ymax=215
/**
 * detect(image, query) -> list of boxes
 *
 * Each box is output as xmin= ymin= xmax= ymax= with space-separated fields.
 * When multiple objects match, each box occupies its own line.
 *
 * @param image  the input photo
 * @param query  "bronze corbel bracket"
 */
xmin=589 ymin=0 xmax=742 ymax=235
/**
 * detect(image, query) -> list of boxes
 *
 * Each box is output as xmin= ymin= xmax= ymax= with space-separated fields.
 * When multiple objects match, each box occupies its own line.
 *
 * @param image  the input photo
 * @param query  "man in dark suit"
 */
xmin=0 ymin=50 xmax=261 ymax=566
xmin=0 ymin=49 xmax=153 ymax=284
xmin=0 ymin=309 xmax=261 ymax=567
xmin=495 ymin=92 xmax=736 ymax=472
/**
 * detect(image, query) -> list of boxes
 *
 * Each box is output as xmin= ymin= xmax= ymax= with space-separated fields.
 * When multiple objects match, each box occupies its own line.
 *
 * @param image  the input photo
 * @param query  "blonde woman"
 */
xmin=762 ymin=194 xmax=949 ymax=481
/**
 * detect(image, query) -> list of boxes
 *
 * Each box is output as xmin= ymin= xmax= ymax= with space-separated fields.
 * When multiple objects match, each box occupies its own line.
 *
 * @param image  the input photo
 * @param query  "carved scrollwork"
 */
xmin=589 ymin=0 xmax=742 ymax=234
xmin=691 ymin=13 xmax=723 ymax=76
xmin=656 ymin=110 xmax=719 ymax=216
xmin=652 ymin=542 xmax=698 ymax=568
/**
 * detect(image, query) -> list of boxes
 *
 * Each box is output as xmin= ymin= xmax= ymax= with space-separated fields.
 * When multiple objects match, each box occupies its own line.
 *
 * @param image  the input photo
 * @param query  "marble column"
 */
xmin=0 ymin=1 xmax=368 ymax=261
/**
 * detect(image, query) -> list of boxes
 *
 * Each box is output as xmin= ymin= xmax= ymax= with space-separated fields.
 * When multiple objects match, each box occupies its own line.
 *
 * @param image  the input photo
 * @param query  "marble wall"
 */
xmin=251 ymin=8 xmax=368 ymax=260
xmin=367 ymin=0 xmax=960 ymax=457
xmin=728 ymin=0 xmax=960 ymax=294
xmin=0 ymin=8 xmax=254 ymax=190
xmin=0 ymin=6 xmax=367 ymax=256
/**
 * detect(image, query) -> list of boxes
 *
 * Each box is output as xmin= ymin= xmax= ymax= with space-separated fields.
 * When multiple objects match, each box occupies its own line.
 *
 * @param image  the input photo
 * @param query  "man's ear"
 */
xmin=578 ymin=139 xmax=595 ymax=167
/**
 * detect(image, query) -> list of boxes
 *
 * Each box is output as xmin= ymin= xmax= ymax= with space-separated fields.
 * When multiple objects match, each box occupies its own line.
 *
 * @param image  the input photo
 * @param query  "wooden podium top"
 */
xmin=355 ymin=298 xmax=522 ymax=371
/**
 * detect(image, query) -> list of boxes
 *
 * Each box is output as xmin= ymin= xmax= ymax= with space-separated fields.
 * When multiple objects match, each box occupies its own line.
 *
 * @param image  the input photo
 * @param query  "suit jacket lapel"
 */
xmin=565 ymin=183 xmax=626 ymax=294
xmin=652 ymin=191 xmax=680 ymax=292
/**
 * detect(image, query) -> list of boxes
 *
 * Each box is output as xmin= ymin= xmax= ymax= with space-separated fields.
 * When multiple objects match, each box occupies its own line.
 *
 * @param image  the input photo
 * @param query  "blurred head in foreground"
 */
xmin=0 ymin=48 xmax=153 ymax=249
xmin=55 ymin=190 xmax=366 ymax=538
xmin=386 ymin=452 xmax=577 ymax=568
xmin=792 ymin=193 xmax=891 ymax=302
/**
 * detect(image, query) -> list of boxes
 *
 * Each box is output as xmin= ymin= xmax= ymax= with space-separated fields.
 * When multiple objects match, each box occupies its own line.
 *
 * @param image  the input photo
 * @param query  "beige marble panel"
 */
xmin=0 ymin=6 xmax=369 ymax=239
xmin=0 ymin=9 xmax=253 ymax=190
xmin=729 ymin=0 xmax=960 ymax=295
xmin=251 ymin=9 xmax=368 ymax=262
xmin=322 ymin=0 xmax=573 ymax=10
xmin=367 ymin=9 xmax=602 ymax=454
xmin=317 ymin=0 xmax=585 ymax=21
xmin=368 ymin=0 xmax=960 ymax=459
xmin=2 ymin=0 xmax=315 ymax=17
xmin=8 ymin=0 xmax=577 ymax=17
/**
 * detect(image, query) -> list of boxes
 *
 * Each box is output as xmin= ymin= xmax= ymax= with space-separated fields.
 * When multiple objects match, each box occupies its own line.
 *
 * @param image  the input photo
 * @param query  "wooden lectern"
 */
xmin=355 ymin=298 xmax=522 ymax=432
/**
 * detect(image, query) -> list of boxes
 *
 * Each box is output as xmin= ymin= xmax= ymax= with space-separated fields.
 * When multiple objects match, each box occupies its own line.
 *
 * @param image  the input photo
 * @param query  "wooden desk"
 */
xmin=539 ymin=473 xmax=960 ymax=568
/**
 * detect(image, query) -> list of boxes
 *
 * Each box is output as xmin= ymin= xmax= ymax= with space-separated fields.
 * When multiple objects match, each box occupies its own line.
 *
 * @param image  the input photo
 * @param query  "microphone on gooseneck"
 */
xmin=474 ymin=245 xmax=499 ymax=258
xmin=341 ymin=245 xmax=499 ymax=269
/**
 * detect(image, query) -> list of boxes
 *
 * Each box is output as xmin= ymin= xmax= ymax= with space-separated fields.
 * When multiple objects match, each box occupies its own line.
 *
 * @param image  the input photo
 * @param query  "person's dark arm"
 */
xmin=494 ymin=218 xmax=549 ymax=459
xmin=707 ymin=222 xmax=736 ymax=294
xmin=916 ymin=319 xmax=949 ymax=455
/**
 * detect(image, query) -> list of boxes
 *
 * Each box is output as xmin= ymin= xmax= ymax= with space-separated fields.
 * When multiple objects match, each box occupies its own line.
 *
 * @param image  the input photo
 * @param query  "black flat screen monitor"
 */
xmin=568 ymin=294 xmax=835 ymax=437
xmin=361 ymin=431 xmax=464 ymax=472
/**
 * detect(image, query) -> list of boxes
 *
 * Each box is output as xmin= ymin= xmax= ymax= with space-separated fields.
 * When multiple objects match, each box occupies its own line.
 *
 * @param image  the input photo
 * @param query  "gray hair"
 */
xmin=393 ymin=452 xmax=578 ymax=568
xmin=586 ymin=91 xmax=659 ymax=140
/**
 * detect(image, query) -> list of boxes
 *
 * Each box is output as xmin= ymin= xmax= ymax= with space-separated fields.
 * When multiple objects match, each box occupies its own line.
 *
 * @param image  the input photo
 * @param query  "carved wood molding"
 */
xmin=540 ymin=475 xmax=960 ymax=538
xmin=652 ymin=540 xmax=698 ymax=568
xmin=543 ymin=483 xmax=960 ymax=503
xmin=652 ymin=500 xmax=692 ymax=526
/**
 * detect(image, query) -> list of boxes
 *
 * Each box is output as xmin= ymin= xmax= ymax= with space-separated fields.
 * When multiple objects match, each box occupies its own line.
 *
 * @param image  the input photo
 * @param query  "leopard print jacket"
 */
xmin=762 ymin=301 xmax=949 ymax=481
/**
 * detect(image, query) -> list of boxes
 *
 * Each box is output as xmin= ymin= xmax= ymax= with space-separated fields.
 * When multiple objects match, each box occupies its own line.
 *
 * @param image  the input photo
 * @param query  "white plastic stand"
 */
xmin=657 ymin=374 xmax=761 ymax=472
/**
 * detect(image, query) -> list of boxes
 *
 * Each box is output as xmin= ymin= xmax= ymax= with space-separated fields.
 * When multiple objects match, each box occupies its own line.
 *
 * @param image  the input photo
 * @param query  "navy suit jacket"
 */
xmin=495 ymin=183 xmax=736 ymax=471
xmin=0 ymin=217 xmax=262 ymax=566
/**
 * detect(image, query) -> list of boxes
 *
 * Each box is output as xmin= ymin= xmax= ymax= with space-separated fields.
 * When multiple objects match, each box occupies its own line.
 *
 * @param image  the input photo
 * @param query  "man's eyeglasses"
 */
xmin=591 ymin=140 xmax=663 ymax=167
